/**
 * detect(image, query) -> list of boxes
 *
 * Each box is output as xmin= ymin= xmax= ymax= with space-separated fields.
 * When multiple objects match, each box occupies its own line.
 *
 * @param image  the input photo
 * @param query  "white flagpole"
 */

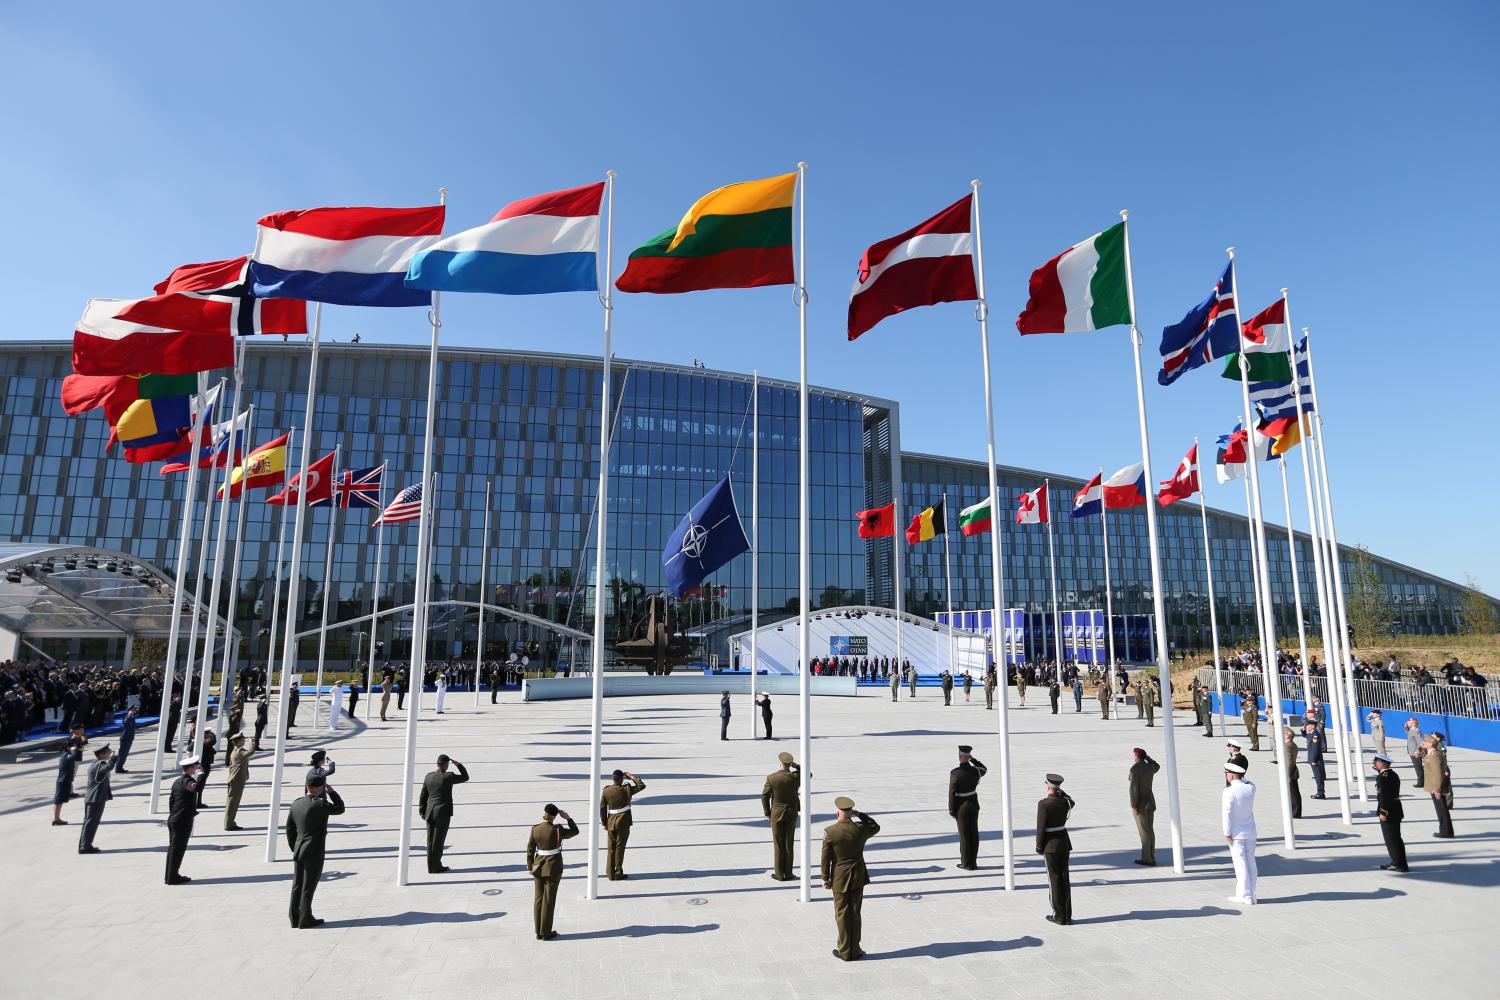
xmin=365 ymin=473 xmax=385 ymax=716
xmin=193 ymin=365 xmax=245 ymax=756
xmin=585 ymin=172 xmax=615 ymax=900
xmin=265 ymin=304 xmax=321 ymax=862
xmin=180 ymin=377 xmax=227 ymax=756
xmin=1304 ymin=329 xmax=1367 ymax=801
xmin=1241 ymin=469 xmax=1265 ymax=654
xmin=263 ymin=444 xmax=294 ymax=726
xmin=1120 ymin=212 xmax=1186 ymax=871
xmin=1044 ymin=480 xmax=1061 ymax=687
xmin=1305 ymin=417 xmax=1356 ymax=810
xmin=313 ymin=444 xmax=342 ymax=730
xmin=396 ymin=189 xmax=447 ymax=886
xmin=795 ymin=162 xmax=814 ymax=904
xmin=942 ymin=492 xmax=955 ymax=676
xmin=148 ymin=371 xmax=211 ymax=814
xmin=972 ymin=180 xmax=1014 ymax=889
xmin=475 ymin=479 xmax=491 ymax=705
xmin=1228 ymin=250 xmax=1295 ymax=849
xmin=1278 ymin=460 xmax=1313 ymax=706
xmin=1100 ymin=466 xmax=1118 ymax=686
xmin=1195 ymin=442 xmax=1227 ymax=736
xmin=216 ymin=403 xmax=255 ymax=739
xmin=749 ymin=370 xmax=759 ymax=736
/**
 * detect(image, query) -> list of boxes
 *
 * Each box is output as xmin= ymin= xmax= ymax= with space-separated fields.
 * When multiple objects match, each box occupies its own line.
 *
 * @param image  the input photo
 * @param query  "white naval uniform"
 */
xmin=1222 ymin=777 xmax=1258 ymax=901
xmin=328 ymin=684 xmax=344 ymax=730
xmin=435 ymin=676 xmax=448 ymax=714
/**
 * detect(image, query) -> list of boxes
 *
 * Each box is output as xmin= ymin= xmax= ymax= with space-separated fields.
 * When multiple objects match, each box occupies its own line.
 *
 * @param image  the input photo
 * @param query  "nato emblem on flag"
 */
xmin=663 ymin=476 xmax=750 ymax=599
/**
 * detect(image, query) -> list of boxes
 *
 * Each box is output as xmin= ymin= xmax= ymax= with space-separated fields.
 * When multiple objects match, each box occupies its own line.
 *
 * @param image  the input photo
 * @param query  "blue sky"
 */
xmin=1 ymin=2 xmax=1495 ymax=590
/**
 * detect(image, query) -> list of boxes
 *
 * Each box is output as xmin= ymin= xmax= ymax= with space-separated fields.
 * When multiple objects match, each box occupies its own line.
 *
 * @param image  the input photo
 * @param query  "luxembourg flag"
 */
xmin=406 ymin=182 xmax=604 ymax=295
xmin=1070 ymin=473 xmax=1103 ymax=519
xmin=1102 ymin=463 xmax=1148 ymax=509
xmin=250 ymin=205 xmax=445 ymax=307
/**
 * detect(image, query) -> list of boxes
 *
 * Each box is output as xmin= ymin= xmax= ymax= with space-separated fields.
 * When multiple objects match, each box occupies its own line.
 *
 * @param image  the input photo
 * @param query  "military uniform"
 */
xmin=1374 ymin=757 xmax=1407 ymax=871
xmin=165 ymin=763 xmax=204 ymax=884
xmin=762 ymin=753 xmax=801 ymax=880
xmin=907 ymin=667 xmax=917 ymax=698
xmin=1048 ymin=680 xmax=1060 ymax=714
xmin=890 ymin=670 xmax=900 ymax=702
xmin=1242 ymin=693 xmax=1260 ymax=750
xmin=286 ymin=783 xmax=346 ymax=927
xmin=418 ymin=757 xmax=470 ymax=873
xmin=527 ymin=811 xmax=579 ymax=939
xmin=983 ymin=670 xmax=996 ymax=710
xmin=1284 ymin=727 xmax=1302 ymax=818
xmin=223 ymin=739 xmax=251 ymax=830
xmin=598 ymin=773 xmax=645 ymax=880
xmin=1303 ymin=726 xmax=1326 ymax=798
xmin=78 ymin=750 xmax=113 ymax=853
xmin=1015 ymin=672 xmax=1027 ymax=706
xmin=1128 ymin=754 xmax=1158 ymax=865
xmin=821 ymin=798 xmax=879 ymax=961
xmin=941 ymin=672 xmax=953 ymax=706
xmin=1097 ymin=679 xmax=1111 ymax=720
xmin=1199 ymin=687 xmax=1214 ymax=736
xmin=1142 ymin=680 xmax=1156 ymax=727
xmin=949 ymin=747 xmax=987 ymax=869
xmin=1036 ymin=775 xmax=1074 ymax=924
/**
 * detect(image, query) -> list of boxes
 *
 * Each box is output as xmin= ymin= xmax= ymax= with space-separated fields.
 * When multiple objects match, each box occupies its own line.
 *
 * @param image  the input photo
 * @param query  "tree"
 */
xmin=1460 ymin=574 xmax=1499 ymax=635
xmin=1345 ymin=545 xmax=1392 ymax=645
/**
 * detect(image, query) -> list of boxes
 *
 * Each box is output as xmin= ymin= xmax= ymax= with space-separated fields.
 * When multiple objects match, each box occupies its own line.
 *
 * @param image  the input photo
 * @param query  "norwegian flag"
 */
xmin=374 ymin=482 xmax=423 ymax=524
xmin=1156 ymin=444 xmax=1201 ymax=506
xmin=1158 ymin=261 xmax=1240 ymax=386
xmin=336 ymin=464 xmax=385 ymax=509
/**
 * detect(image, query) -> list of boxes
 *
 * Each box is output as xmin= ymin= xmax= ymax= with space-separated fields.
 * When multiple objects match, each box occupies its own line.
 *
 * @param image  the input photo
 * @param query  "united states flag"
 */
xmin=375 ymin=482 xmax=423 ymax=524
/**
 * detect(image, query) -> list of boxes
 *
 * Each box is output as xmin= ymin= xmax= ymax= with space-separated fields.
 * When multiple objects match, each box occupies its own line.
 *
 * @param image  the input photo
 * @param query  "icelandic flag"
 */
xmin=1158 ymin=262 xmax=1240 ymax=386
xmin=662 ymin=475 xmax=750 ymax=599
xmin=406 ymin=182 xmax=604 ymax=295
xmin=1102 ymin=463 xmax=1147 ymax=509
xmin=250 ymin=205 xmax=446 ymax=307
xmin=1070 ymin=474 xmax=1103 ymax=519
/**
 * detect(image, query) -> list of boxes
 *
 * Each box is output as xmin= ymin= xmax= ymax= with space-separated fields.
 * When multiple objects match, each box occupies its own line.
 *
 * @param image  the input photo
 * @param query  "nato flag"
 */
xmin=663 ymin=476 xmax=751 ymax=599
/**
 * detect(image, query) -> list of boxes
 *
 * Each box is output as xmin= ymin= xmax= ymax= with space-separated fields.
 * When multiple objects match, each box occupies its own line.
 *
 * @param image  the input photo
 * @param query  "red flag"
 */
xmin=855 ymin=502 xmax=895 ymax=538
xmin=1016 ymin=483 xmax=1049 ymax=524
xmin=1156 ymin=444 xmax=1201 ymax=506
xmin=847 ymin=195 xmax=976 ymax=341
xmin=128 ymin=256 xmax=308 ymax=336
xmin=73 ymin=299 xmax=234 ymax=376
xmin=267 ymin=451 xmax=335 ymax=507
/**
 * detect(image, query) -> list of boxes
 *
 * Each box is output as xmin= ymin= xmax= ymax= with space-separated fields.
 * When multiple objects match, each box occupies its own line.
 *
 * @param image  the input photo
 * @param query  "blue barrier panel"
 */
xmin=1210 ymin=694 xmax=1500 ymax=754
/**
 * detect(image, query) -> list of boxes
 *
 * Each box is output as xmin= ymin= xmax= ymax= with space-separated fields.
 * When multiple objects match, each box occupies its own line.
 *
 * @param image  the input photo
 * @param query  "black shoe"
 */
xmin=168 ymin=875 xmax=191 ymax=885
xmin=51 ymin=820 xmax=67 ymax=826
xmin=226 ymin=824 xmax=243 ymax=831
xmin=1133 ymin=859 xmax=1154 ymax=866
xmin=80 ymin=846 xmax=102 ymax=854
xmin=297 ymin=918 xmax=325 ymax=929
xmin=1045 ymin=914 xmax=1062 ymax=924
xmin=541 ymin=931 xmax=559 ymax=941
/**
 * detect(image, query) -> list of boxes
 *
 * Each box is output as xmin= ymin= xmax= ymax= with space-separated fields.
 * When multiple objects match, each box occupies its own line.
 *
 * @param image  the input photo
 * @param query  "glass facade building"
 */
xmin=0 ymin=340 xmax=1481 ymax=665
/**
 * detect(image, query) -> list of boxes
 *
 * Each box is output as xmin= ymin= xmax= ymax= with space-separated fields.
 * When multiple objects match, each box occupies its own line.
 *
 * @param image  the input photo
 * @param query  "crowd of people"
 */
xmin=0 ymin=658 xmax=167 ymax=746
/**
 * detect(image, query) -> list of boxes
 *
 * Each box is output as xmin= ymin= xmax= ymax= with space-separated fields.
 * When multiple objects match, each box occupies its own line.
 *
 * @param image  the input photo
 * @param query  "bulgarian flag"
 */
xmin=1016 ymin=223 xmax=1131 ymax=334
xmin=1223 ymin=298 xmax=1293 ymax=382
xmin=958 ymin=497 xmax=992 ymax=536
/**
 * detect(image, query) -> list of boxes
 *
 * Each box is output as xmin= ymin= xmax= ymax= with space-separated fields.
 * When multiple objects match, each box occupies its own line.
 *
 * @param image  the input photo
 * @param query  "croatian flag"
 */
xmin=250 ymin=205 xmax=446 ymax=307
xmin=1070 ymin=474 xmax=1103 ymax=519
xmin=1102 ymin=463 xmax=1147 ymax=509
xmin=406 ymin=182 xmax=604 ymax=295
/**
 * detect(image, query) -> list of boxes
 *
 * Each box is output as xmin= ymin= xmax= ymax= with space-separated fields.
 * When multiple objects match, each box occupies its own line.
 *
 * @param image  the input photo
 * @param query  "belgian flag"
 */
xmin=905 ymin=498 xmax=947 ymax=545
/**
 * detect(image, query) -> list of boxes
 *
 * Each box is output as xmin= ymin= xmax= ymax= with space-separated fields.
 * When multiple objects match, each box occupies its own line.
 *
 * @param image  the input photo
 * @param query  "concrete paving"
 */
xmin=3 ymin=684 xmax=1494 ymax=999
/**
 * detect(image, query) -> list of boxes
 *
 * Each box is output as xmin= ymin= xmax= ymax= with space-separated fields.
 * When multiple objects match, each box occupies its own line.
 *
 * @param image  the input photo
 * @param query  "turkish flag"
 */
xmin=267 ymin=451 xmax=335 ymax=507
xmin=855 ymin=502 xmax=895 ymax=538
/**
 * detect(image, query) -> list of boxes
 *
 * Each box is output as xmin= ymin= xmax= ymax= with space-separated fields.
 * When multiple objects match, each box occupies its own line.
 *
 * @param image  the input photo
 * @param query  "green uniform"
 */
xmin=1242 ymin=695 xmax=1260 ymax=751
xmin=890 ymin=671 xmax=900 ymax=701
xmin=598 ymin=776 xmax=645 ymax=880
xmin=1143 ymin=681 xmax=1156 ymax=727
xmin=907 ymin=668 xmax=917 ymax=696
xmin=1200 ymin=687 xmax=1214 ymax=736
xmin=1128 ymin=756 xmax=1158 ymax=865
xmin=949 ymin=758 xmax=986 ymax=869
xmin=285 ymin=787 xmax=346 ymax=928
xmin=526 ymin=815 xmax=579 ymax=938
xmin=761 ymin=767 xmax=800 ymax=880
xmin=1097 ymin=680 xmax=1111 ymax=720
xmin=223 ymin=745 xmax=251 ymax=829
xmin=984 ymin=672 xmax=996 ymax=710
xmin=821 ymin=812 xmax=880 ymax=960
xmin=1035 ymin=791 xmax=1074 ymax=924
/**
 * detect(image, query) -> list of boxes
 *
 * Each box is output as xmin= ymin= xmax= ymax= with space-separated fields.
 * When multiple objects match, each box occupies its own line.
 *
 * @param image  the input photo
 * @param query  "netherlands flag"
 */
xmin=405 ymin=182 xmax=605 ymax=295
xmin=250 ymin=205 xmax=446 ymax=307
xmin=1102 ymin=463 xmax=1148 ymax=509
xmin=1070 ymin=474 xmax=1103 ymax=519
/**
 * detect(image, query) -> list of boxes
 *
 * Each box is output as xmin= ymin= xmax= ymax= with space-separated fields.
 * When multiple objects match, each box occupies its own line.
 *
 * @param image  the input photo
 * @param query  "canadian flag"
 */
xmin=1157 ymin=444 xmax=1200 ymax=506
xmin=1016 ymin=483 xmax=1049 ymax=524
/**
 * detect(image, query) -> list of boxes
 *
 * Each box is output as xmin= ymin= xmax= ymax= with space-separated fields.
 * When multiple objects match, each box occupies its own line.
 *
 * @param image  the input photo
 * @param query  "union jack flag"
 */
xmin=335 ymin=464 xmax=385 ymax=509
xmin=1158 ymin=261 xmax=1240 ymax=386
xmin=374 ymin=482 xmax=423 ymax=525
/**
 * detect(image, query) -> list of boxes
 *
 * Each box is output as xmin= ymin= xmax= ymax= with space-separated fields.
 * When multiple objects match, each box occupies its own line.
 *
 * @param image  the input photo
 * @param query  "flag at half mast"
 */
xmin=616 ymin=173 xmax=795 ymax=294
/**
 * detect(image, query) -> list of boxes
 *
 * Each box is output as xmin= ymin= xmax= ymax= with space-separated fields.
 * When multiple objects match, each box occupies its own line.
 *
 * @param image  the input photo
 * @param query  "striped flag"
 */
xmin=1158 ymin=262 xmax=1240 ymax=386
xmin=904 ymin=498 xmax=946 ymax=544
xmin=374 ymin=482 xmax=423 ymax=524
xmin=847 ymin=194 xmax=976 ymax=340
xmin=250 ymin=205 xmax=445 ymax=307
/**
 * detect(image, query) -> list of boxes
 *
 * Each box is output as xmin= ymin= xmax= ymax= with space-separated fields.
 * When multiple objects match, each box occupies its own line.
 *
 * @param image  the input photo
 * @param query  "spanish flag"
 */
xmin=905 ymin=498 xmax=946 ymax=545
xmin=220 ymin=433 xmax=288 ymax=499
xmin=616 ymin=172 xmax=796 ymax=294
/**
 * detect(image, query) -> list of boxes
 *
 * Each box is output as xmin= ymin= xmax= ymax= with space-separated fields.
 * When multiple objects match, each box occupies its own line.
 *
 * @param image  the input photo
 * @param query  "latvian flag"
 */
xmin=1102 ymin=463 xmax=1147 ymax=509
xmin=1157 ymin=444 xmax=1201 ymax=506
xmin=1016 ymin=483 xmax=1049 ymax=524
xmin=1070 ymin=475 xmax=1103 ymax=519
xmin=958 ymin=497 xmax=993 ymax=536
xmin=847 ymin=195 xmax=976 ymax=340
xmin=1016 ymin=223 xmax=1131 ymax=335
xmin=375 ymin=482 xmax=424 ymax=525
xmin=250 ymin=205 xmax=446 ymax=307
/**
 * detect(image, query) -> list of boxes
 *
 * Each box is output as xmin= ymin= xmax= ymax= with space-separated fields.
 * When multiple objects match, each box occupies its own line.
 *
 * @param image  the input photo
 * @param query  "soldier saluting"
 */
xmin=285 ymin=773 xmax=346 ymax=928
xmin=1036 ymin=772 xmax=1074 ymax=925
xmin=821 ymin=795 xmax=880 ymax=961
xmin=527 ymin=803 xmax=579 ymax=940
xmin=949 ymin=745 xmax=987 ymax=870
xmin=762 ymin=751 xmax=800 ymax=880
xmin=598 ymin=768 xmax=646 ymax=881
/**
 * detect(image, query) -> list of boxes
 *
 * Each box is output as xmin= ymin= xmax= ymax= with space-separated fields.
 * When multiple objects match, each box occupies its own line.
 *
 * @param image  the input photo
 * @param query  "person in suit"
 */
xmin=821 ymin=795 xmax=879 ymax=961
xmin=285 ymin=773 xmax=346 ymax=928
xmin=1036 ymin=773 xmax=1074 ymax=924
xmin=113 ymin=707 xmax=137 ymax=773
xmin=949 ymin=745 xmax=987 ymax=870
xmin=1128 ymin=748 xmax=1159 ymax=866
xmin=719 ymin=690 xmax=731 ymax=740
xmin=598 ymin=769 xmax=645 ymax=880
xmin=762 ymin=751 xmax=800 ymax=880
xmin=252 ymin=696 xmax=269 ymax=751
xmin=1422 ymin=735 xmax=1454 ymax=838
xmin=758 ymin=692 xmax=774 ymax=739
xmin=1222 ymin=761 xmax=1257 ymax=904
xmin=526 ymin=804 xmax=579 ymax=940
xmin=223 ymin=732 xmax=251 ymax=830
xmin=418 ymin=753 xmax=470 ymax=873
xmin=78 ymin=744 xmax=113 ymax=853
xmin=1303 ymin=721 xmax=1326 ymax=798
xmin=51 ymin=738 xmax=83 ymax=826
xmin=165 ymin=756 xmax=205 ymax=884
xmin=1373 ymin=753 xmax=1408 ymax=872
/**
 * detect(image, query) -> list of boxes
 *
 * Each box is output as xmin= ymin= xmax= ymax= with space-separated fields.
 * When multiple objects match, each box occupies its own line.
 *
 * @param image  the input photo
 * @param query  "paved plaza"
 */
xmin=3 ymin=686 xmax=1495 ymax=999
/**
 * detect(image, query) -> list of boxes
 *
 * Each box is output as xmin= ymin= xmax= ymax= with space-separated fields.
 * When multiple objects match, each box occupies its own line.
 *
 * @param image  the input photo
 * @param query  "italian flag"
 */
xmin=958 ymin=497 xmax=992 ymax=536
xmin=1016 ymin=222 xmax=1131 ymax=334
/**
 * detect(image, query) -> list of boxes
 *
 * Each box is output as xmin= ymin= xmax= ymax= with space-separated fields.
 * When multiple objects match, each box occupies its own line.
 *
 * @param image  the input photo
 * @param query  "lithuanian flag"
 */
xmin=905 ymin=498 xmax=946 ymax=545
xmin=616 ymin=172 xmax=796 ymax=294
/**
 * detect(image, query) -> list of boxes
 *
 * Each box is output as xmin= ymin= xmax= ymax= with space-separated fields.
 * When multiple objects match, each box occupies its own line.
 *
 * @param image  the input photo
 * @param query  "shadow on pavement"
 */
xmin=866 ymin=935 xmax=1044 ymax=960
xmin=566 ymin=923 xmax=719 ymax=939
xmin=1072 ymin=905 xmax=1241 ymax=924
xmin=331 ymin=910 xmax=505 ymax=928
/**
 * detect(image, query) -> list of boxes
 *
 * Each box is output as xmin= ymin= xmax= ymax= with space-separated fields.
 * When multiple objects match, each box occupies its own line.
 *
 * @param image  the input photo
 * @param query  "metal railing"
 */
xmin=1196 ymin=668 xmax=1499 ymax=721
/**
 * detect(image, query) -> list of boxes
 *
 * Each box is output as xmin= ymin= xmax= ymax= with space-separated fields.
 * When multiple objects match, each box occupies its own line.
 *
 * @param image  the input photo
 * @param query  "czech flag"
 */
xmin=1102 ymin=463 xmax=1147 ymax=509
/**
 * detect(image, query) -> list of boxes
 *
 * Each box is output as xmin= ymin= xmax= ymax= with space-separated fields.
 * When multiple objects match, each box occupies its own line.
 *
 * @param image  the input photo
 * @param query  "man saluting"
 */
xmin=822 ymin=795 xmax=880 ymax=961
xmin=598 ymin=769 xmax=646 ymax=881
xmin=762 ymin=751 xmax=801 ymax=881
xmin=286 ymin=773 xmax=346 ymax=928
xmin=949 ymin=745 xmax=987 ymax=870
xmin=418 ymin=753 xmax=469 ymax=874
xmin=1036 ymin=773 xmax=1074 ymax=925
xmin=527 ymin=803 xmax=579 ymax=940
